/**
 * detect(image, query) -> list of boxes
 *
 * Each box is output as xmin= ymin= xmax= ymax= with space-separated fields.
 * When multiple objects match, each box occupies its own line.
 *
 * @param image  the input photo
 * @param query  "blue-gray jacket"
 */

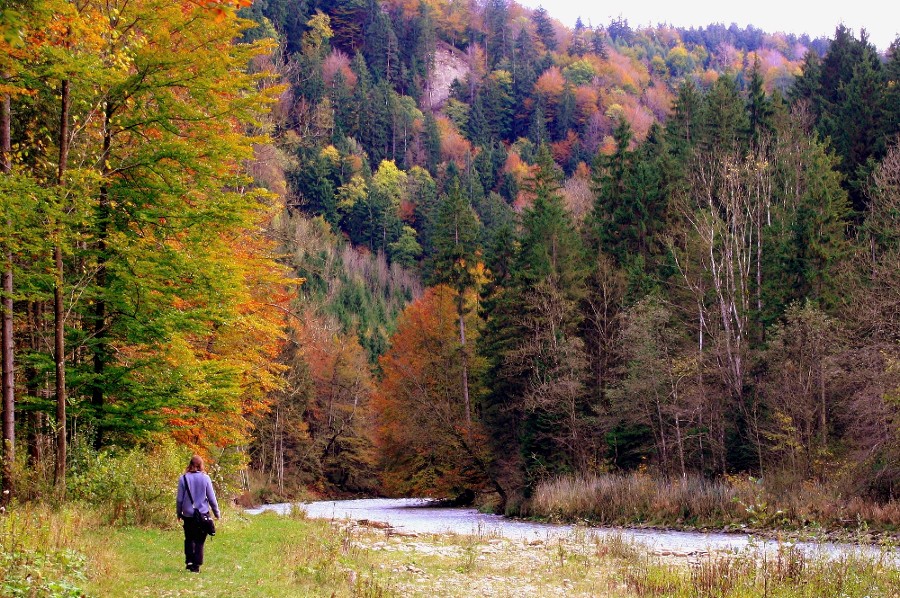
xmin=176 ymin=472 xmax=220 ymax=519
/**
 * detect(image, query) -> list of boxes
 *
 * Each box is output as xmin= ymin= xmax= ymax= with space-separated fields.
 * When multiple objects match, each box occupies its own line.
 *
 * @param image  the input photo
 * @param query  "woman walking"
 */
xmin=176 ymin=455 xmax=220 ymax=573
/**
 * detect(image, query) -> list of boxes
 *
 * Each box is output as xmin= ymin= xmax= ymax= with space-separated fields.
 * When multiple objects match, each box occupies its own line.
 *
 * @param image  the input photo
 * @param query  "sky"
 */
xmin=515 ymin=0 xmax=899 ymax=52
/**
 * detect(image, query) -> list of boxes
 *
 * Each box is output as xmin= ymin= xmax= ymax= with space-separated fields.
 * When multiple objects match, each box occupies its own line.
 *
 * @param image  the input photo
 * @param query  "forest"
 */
xmin=1 ymin=0 xmax=899 ymax=529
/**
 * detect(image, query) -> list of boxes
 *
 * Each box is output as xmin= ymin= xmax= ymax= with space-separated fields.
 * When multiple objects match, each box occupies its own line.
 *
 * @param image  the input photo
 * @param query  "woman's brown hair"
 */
xmin=186 ymin=454 xmax=204 ymax=473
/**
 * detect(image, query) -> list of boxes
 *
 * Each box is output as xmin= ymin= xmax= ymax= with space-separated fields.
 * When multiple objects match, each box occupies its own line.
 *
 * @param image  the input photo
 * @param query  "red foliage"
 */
xmin=374 ymin=286 xmax=492 ymax=496
xmin=322 ymin=49 xmax=358 ymax=88
xmin=551 ymin=131 xmax=579 ymax=164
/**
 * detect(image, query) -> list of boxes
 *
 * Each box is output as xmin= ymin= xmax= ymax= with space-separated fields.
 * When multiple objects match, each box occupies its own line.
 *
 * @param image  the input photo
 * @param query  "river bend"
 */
xmin=247 ymin=497 xmax=895 ymax=560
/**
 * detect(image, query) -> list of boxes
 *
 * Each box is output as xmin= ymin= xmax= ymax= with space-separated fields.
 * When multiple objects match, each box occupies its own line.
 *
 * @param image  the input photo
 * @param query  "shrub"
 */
xmin=67 ymin=440 xmax=188 ymax=527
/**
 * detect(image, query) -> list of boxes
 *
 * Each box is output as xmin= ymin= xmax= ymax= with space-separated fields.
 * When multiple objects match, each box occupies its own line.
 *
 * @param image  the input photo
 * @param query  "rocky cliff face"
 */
xmin=423 ymin=43 xmax=469 ymax=110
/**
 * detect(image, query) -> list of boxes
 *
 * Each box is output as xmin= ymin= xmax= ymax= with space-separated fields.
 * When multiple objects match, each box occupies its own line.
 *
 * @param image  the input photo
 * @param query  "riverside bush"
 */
xmin=528 ymin=473 xmax=744 ymax=526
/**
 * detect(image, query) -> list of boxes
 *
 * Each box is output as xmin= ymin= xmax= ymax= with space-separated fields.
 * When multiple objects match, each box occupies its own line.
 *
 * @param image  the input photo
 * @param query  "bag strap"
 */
xmin=183 ymin=474 xmax=198 ymax=511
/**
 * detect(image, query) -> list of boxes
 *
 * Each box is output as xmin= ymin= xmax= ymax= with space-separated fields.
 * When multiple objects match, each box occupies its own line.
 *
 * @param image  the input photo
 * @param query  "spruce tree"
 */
xmin=700 ymin=73 xmax=750 ymax=152
xmin=789 ymin=51 xmax=822 ymax=114
xmin=532 ymin=7 xmax=557 ymax=52
xmin=554 ymin=84 xmax=576 ymax=142
xmin=882 ymin=38 xmax=900 ymax=143
xmin=430 ymin=178 xmax=484 ymax=424
xmin=747 ymin=58 xmax=775 ymax=143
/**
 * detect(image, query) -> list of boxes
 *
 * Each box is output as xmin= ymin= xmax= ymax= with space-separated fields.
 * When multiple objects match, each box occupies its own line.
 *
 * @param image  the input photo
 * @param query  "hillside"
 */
xmin=240 ymin=0 xmax=900 ymax=509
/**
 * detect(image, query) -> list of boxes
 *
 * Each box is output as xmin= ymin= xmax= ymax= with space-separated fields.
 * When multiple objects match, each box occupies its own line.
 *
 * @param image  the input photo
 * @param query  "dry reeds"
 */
xmin=529 ymin=472 xmax=900 ymax=532
xmin=529 ymin=473 xmax=742 ymax=526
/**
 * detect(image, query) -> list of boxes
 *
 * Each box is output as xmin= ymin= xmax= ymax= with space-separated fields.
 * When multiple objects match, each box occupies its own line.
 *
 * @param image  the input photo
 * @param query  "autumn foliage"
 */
xmin=374 ymin=286 xmax=493 ymax=497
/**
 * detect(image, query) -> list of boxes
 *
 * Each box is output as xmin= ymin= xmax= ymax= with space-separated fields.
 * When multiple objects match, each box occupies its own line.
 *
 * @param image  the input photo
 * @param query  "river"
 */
xmin=247 ymin=497 xmax=895 ymax=560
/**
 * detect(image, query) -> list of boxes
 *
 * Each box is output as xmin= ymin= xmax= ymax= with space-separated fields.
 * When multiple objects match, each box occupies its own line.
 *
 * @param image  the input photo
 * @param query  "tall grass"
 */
xmin=529 ymin=473 xmax=743 ymax=526
xmin=0 ymin=504 xmax=99 ymax=597
xmin=624 ymin=546 xmax=900 ymax=597
xmin=528 ymin=473 xmax=900 ymax=532
xmin=1 ymin=441 xmax=192 ymax=595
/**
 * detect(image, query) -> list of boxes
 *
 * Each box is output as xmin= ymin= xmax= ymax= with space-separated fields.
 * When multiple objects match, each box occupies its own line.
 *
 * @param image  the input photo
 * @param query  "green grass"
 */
xmin=84 ymin=510 xmax=397 ymax=597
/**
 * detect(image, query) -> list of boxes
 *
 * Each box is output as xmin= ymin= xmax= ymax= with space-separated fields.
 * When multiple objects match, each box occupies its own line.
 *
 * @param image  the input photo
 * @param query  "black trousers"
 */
xmin=183 ymin=516 xmax=208 ymax=567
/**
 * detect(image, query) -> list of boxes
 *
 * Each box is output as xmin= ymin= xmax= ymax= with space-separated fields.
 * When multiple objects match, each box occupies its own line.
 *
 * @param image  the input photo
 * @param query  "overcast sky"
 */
xmin=515 ymin=0 xmax=899 ymax=52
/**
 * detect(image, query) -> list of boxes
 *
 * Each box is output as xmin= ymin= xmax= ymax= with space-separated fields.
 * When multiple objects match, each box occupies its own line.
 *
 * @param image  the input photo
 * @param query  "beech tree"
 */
xmin=0 ymin=0 xmax=288 ymax=482
xmin=374 ymin=286 xmax=496 ymax=498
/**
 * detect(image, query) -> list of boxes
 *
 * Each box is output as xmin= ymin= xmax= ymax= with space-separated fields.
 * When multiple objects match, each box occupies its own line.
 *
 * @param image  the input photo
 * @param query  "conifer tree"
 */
xmin=528 ymin=100 xmax=548 ymax=146
xmin=484 ymin=145 xmax=588 ymax=484
xmin=815 ymin=26 xmax=885 ymax=213
xmin=483 ymin=0 xmax=511 ymax=68
xmin=747 ymin=57 xmax=775 ymax=143
xmin=789 ymin=51 xmax=822 ymax=112
xmin=467 ymin=92 xmax=490 ymax=146
xmin=430 ymin=177 xmax=483 ymax=425
xmin=666 ymin=80 xmax=703 ymax=161
xmin=554 ymin=84 xmax=576 ymax=142
xmin=882 ymin=39 xmax=900 ymax=143
xmin=364 ymin=5 xmax=399 ymax=83
xmin=699 ymin=73 xmax=750 ymax=152
xmin=532 ymin=7 xmax=557 ymax=52
xmin=589 ymin=28 xmax=608 ymax=59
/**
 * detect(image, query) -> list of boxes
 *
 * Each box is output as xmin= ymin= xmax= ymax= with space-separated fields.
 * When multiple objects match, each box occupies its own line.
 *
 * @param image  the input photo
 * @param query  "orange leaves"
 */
xmin=503 ymin=150 xmax=530 ymax=183
xmin=574 ymin=85 xmax=600 ymax=122
xmin=534 ymin=66 xmax=565 ymax=98
xmin=503 ymin=150 xmax=535 ymax=210
xmin=374 ymin=286 xmax=489 ymax=496
xmin=184 ymin=0 xmax=253 ymax=21
xmin=436 ymin=115 xmax=472 ymax=167
xmin=297 ymin=309 xmax=373 ymax=406
xmin=596 ymin=47 xmax=650 ymax=94
xmin=551 ymin=130 xmax=579 ymax=165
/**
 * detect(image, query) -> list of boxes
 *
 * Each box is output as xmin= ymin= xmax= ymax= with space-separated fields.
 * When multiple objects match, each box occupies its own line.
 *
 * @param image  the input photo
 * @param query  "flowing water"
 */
xmin=247 ymin=497 xmax=895 ymax=560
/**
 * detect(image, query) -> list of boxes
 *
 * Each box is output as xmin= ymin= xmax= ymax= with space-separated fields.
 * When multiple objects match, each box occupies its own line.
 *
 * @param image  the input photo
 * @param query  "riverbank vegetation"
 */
xmin=529 ymin=473 xmax=900 ymax=536
xmin=3 ymin=0 xmax=900 ymax=579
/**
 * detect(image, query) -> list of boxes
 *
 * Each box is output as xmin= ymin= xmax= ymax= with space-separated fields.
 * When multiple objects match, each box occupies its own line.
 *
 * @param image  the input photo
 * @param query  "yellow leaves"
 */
xmin=320 ymin=144 xmax=340 ymax=167
xmin=336 ymin=175 xmax=367 ymax=214
xmin=503 ymin=150 xmax=531 ymax=188
xmin=302 ymin=10 xmax=333 ymax=56
xmin=372 ymin=159 xmax=408 ymax=205
xmin=490 ymin=69 xmax=512 ymax=87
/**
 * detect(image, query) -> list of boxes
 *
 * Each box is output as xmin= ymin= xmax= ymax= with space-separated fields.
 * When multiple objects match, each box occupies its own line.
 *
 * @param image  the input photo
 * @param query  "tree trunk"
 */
xmin=54 ymin=79 xmax=70 ymax=491
xmin=458 ymin=309 xmax=471 ymax=427
xmin=674 ymin=413 xmax=686 ymax=478
xmin=1 ymin=87 xmax=15 ymax=505
xmin=819 ymin=357 xmax=827 ymax=447
xmin=91 ymin=103 xmax=113 ymax=449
